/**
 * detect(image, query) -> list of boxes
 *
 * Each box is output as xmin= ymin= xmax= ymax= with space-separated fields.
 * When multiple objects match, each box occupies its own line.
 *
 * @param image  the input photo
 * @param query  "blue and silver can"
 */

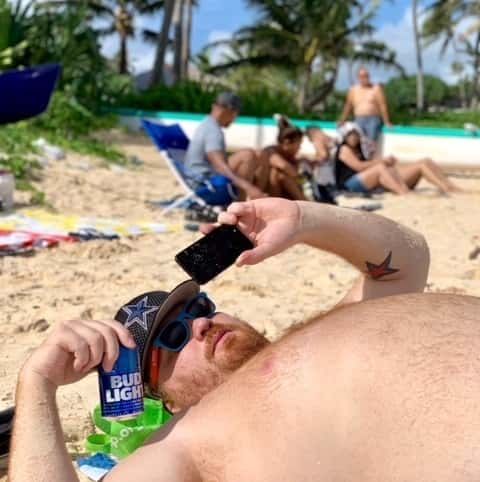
xmin=97 ymin=345 xmax=144 ymax=419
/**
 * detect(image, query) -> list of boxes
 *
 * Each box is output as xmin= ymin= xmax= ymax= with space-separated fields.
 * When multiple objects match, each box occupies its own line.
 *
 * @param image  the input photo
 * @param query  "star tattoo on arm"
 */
xmin=365 ymin=251 xmax=399 ymax=280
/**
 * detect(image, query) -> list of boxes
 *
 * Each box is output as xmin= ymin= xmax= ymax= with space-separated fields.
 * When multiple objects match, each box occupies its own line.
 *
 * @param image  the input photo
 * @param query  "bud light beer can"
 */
xmin=98 ymin=345 xmax=144 ymax=419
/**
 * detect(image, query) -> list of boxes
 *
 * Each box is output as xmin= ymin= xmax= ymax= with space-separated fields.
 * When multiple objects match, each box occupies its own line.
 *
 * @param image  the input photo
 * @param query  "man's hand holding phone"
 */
xmin=201 ymin=198 xmax=302 ymax=266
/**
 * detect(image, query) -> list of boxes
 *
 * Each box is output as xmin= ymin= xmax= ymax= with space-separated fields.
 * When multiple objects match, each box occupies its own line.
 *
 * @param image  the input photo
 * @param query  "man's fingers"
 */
xmin=97 ymin=319 xmax=136 ymax=350
xmin=217 ymin=212 xmax=237 ymax=225
xmin=49 ymin=325 xmax=91 ymax=372
xmin=84 ymin=322 xmax=120 ymax=372
xmin=68 ymin=324 xmax=106 ymax=371
xmin=199 ymin=222 xmax=218 ymax=234
xmin=227 ymin=201 xmax=253 ymax=217
xmin=236 ymin=244 xmax=273 ymax=267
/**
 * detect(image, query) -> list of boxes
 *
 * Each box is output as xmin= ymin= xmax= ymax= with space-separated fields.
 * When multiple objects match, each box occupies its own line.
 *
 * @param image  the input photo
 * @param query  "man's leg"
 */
xmin=355 ymin=116 xmax=382 ymax=142
xmin=228 ymin=148 xmax=259 ymax=200
xmin=396 ymin=159 xmax=460 ymax=193
xmin=358 ymin=164 xmax=410 ymax=195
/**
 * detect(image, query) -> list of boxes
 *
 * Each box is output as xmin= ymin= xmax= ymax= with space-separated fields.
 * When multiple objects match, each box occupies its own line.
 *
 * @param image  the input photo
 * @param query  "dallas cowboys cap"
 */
xmin=114 ymin=280 xmax=199 ymax=377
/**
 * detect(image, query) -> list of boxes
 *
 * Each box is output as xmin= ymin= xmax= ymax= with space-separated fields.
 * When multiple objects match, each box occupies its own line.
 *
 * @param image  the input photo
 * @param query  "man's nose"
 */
xmin=191 ymin=316 xmax=212 ymax=341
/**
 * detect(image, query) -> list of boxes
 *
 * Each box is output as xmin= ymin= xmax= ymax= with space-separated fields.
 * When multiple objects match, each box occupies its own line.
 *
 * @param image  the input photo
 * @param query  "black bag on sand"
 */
xmin=0 ymin=406 xmax=14 ymax=458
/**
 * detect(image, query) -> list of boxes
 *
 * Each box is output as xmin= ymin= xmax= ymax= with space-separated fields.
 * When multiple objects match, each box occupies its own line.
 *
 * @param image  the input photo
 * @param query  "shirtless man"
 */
xmin=10 ymin=199 xmax=480 ymax=481
xmin=339 ymin=67 xmax=392 ymax=142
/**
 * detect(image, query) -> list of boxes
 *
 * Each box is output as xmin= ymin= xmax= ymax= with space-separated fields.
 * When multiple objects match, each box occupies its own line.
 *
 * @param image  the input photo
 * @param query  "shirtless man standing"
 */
xmin=9 ymin=199 xmax=480 ymax=482
xmin=339 ymin=67 xmax=393 ymax=142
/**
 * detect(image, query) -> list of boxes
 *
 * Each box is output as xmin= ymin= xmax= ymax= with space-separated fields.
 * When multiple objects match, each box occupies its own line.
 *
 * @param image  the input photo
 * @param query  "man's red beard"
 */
xmin=160 ymin=321 xmax=269 ymax=411
xmin=204 ymin=322 xmax=269 ymax=372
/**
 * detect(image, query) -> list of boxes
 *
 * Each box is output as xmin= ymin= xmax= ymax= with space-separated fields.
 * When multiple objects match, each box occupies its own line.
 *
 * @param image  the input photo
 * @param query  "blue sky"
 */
xmin=189 ymin=0 xmax=411 ymax=51
xmin=99 ymin=0 xmax=463 ymax=88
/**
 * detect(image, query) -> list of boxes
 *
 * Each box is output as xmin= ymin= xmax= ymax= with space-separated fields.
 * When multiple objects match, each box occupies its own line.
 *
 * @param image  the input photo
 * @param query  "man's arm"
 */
xmin=9 ymin=372 xmax=78 ymax=482
xmin=213 ymin=199 xmax=429 ymax=303
xmin=375 ymin=84 xmax=392 ymax=126
xmin=297 ymin=202 xmax=429 ymax=303
xmin=207 ymin=150 xmax=265 ymax=199
xmin=9 ymin=320 xmax=145 ymax=482
xmin=104 ymin=424 xmax=200 ymax=482
xmin=338 ymin=88 xmax=354 ymax=124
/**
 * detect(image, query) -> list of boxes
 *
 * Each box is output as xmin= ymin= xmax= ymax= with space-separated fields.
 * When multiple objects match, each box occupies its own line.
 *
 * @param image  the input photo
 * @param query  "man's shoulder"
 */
xmin=200 ymin=115 xmax=221 ymax=130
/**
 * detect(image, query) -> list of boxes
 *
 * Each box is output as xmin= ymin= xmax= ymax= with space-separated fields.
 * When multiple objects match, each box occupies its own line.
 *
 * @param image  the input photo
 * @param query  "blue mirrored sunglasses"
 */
xmin=153 ymin=292 xmax=216 ymax=352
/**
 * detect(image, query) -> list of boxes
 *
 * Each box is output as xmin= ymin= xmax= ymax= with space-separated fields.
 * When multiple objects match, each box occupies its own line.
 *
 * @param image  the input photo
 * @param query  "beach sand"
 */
xmin=1 ymin=130 xmax=479 ymax=480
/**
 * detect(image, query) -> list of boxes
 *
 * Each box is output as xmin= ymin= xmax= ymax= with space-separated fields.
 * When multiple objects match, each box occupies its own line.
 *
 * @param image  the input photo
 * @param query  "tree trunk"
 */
xmin=181 ymin=0 xmax=192 ymax=79
xmin=150 ymin=0 xmax=176 ymax=86
xmin=471 ymin=30 xmax=480 ymax=108
xmin=119 ymin=33 xmax=128 ymax=74
xmin=305 ymin=60 xmax=339 ymax=110
xmin=412 ymin=0 xmax=424 ymax=111
xmin=297 ymin=66 xmax=312 ymax=114
xmin=172 ymin=0 xmax=183 ymax=83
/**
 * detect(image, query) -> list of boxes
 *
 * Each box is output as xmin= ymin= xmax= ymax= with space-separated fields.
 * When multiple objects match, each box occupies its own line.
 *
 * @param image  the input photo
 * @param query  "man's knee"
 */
xmin=421 ymin=158 xmax=434 ymax=168
xmin=244 ymin=148 xmax=257 ymax=162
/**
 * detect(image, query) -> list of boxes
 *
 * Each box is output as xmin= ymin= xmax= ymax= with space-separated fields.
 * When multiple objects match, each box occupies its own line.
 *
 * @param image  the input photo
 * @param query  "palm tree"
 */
xmin=181 ymin=0 xmax=192 ymax=79
xmin=172 ymin=0 xmax=183 ymax=82
xmin=202 ymin=0 xmax=402 ymax=113
xmin=451 ymin=60 xmax=467 ymax=106
xmin=150 ymin=0 xmax=175 ymax=85
xmin=423 ymin=0 xmax=480 ymax=107
xmin=42 ymin=0 xmax=159 ymax=74
xmin=412 ymin=0 xmax=425 ymax=111
xmin=149 ymin=0 xmax=196 ymax=85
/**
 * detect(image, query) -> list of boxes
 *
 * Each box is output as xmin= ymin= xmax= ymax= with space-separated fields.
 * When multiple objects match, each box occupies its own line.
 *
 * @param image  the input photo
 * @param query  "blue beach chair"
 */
xmin=0 ymin=64 xmax=61 ymax=125
xmin=141 ymin=119 xmax=237 ymax=215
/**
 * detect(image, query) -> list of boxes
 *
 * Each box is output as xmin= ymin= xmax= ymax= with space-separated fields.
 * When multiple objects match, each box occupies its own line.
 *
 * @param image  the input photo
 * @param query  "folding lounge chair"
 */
xmin=141 ymin=119 xmax=236 ymax=215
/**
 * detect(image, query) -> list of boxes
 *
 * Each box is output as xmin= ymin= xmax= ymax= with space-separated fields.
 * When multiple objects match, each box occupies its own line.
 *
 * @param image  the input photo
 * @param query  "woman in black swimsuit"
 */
xmin=335 ymin=123 xmax=459 ymax=194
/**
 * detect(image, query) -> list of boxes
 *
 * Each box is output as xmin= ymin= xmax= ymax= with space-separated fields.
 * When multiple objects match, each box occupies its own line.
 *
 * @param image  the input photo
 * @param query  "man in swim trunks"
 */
xmin=10 ymin=199 xmax=480 ymax=481
xmin=184 ymin=91 xmax=266 ymax=201
xmin=338 ymin=67 xmax=392 ymax=142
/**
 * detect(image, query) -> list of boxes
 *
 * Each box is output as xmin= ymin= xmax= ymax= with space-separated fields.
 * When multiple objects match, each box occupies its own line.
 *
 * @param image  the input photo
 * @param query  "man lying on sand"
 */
xmin=10 ymin=199 xmax=480 ymax=481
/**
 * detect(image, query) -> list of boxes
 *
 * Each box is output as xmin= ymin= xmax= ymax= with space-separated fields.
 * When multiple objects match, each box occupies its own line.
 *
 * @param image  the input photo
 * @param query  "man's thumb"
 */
xmin=236 ymin=245 xmax=270 ymax=267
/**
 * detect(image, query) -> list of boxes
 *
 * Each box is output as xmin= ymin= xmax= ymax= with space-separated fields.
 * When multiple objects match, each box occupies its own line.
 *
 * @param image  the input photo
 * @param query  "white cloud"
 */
xmin=206 ymin=30 xmax=234 ymax=64
xmin=336 ymin=6 xmax=472 ymax=89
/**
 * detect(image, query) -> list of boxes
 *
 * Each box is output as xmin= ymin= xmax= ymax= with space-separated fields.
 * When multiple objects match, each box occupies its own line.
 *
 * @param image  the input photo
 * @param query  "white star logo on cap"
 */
xmin=121 ymin=296 xmax=157 ymax=331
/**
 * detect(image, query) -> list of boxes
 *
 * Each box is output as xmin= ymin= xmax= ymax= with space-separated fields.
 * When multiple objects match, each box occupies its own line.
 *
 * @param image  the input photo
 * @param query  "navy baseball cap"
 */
xmin=215 ymin=91 xmax=242 ymax=111
xmin=114 ymin=280 xmax=200 ymax=376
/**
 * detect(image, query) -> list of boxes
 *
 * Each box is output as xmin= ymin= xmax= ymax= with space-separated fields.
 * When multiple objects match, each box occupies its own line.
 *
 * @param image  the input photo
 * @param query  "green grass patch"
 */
xmin=0 ymin=93 xmax=127 ymax=206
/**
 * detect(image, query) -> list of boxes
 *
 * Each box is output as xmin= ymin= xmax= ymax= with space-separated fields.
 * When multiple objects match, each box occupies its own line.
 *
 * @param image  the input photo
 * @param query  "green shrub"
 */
xmin=116 ymin=80 xmax=302 ymax=118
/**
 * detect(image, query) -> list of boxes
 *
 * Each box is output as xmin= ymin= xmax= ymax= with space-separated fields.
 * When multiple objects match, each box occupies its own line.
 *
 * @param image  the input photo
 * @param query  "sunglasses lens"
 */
xmin=187 ymin=296 xmax=215 ymax=318
xmin=159 ymin=322 xmax=188 ymax=350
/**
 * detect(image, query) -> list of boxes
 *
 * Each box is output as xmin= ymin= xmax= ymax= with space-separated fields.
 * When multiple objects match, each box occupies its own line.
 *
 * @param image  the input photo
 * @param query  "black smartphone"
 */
xmin=175 ymin=224 xmax=254 ymax=284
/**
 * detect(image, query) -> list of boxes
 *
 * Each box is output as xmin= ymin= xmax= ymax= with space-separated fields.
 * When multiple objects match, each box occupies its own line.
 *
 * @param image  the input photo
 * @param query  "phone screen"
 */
xmin=175 ymin=224 xmax=254 ymax=284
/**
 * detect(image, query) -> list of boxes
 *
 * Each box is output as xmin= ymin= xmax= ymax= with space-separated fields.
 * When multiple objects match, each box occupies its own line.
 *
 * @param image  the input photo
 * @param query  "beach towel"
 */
xmin=0 ymin=209 xmax=177 ymax=237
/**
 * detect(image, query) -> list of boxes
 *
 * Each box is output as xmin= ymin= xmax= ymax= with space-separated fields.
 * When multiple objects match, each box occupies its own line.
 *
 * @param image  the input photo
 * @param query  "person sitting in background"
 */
xmin=335 ymin=122 xmax=460 ymax=195
xmin=255 ymin=116 xmax=307 ymax=200
xmin=184 ymin=91 xmax=266 ymax=202
xmin=300 ymin=125 xmax=338 ymax=204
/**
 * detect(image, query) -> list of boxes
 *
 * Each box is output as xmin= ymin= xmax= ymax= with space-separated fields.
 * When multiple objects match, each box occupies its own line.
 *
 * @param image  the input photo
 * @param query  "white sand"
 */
xmin=0 ymin=130 xmax=479 ymax=480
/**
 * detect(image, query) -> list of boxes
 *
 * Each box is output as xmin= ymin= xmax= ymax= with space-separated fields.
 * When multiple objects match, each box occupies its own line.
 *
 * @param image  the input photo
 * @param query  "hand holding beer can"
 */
xmin=98 ymin=345 xmax=144 ymax=420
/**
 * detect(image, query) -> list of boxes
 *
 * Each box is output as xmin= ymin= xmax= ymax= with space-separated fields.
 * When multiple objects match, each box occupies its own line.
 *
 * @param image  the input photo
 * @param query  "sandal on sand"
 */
xmin=184 ymin=203 xmax=221 ymax=223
